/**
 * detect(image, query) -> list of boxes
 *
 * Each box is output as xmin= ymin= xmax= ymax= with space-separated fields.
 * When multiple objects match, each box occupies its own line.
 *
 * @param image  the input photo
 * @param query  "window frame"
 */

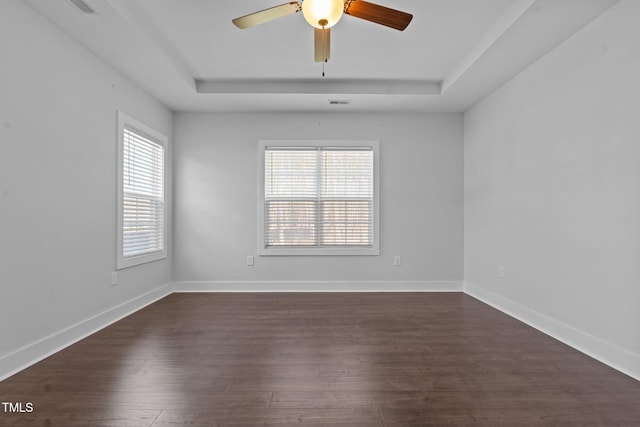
xmin=116 ymin=111 xmax=168 ymax=269
xmin=258 ymin=140 xmax=380 ymax=256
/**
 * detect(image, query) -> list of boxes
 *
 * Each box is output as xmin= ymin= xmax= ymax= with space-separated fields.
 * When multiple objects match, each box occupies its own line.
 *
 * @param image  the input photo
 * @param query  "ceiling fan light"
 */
xmin=302 ymin=0 xmax=344 ymax=29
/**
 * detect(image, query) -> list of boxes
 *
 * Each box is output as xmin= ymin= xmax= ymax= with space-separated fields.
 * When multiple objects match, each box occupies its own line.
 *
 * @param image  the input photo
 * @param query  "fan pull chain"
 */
xmin=322 ymin=25 xmax=327 ymax=77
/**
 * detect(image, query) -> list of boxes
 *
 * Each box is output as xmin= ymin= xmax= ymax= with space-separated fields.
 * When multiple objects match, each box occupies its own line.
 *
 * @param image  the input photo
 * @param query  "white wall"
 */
xmin=174 ymin=112 xmax=463 ymax=288
xmin=0 ymin=0 xmax=173 ymax=377
xmin=464 ymin=1 xmax=640 ymax=378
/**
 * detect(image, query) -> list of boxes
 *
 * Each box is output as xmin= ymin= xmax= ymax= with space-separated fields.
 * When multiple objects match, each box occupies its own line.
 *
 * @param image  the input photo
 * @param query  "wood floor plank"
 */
xmin=0 ymin=292 xmax=639 ymax=426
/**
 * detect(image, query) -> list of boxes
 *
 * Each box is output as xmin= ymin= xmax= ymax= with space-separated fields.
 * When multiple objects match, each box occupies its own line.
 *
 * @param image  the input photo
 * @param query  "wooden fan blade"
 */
xmin=314 ymin=28 xmax=331 ymax=62
xmin=232 ymin=2 xmax=300 ymax=29
xmin=344 ymin=0 xmax=413 ymax=31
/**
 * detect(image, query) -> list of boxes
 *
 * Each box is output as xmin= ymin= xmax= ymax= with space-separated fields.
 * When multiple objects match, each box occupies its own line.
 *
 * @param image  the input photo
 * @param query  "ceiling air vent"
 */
xmin=69 ymin=0 xmax=96 ymax=14
xmin=329 ymin=100 xmax=351 ymax=105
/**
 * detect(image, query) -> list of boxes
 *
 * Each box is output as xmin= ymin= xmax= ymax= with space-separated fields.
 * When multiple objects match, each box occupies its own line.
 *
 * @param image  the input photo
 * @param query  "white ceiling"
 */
xmin=25 ymin=0 xmax=618 ymax=113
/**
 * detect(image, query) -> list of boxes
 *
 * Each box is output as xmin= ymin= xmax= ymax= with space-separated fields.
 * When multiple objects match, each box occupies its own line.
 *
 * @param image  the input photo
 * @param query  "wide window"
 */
xmin=117 ymin=112 xmax=167 ymax=269
xmin=258 ymin=140 xmax=379 ymax=255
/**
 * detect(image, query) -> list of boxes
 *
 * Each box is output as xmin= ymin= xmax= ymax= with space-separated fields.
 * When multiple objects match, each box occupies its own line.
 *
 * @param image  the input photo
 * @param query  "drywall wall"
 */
xmin=0 ymin=0 xmax=173 ymax=377
xmin=173 ymin=112 xmax=463 ymax=288
xmin=464 ymin=1 xmax=640 ymax=378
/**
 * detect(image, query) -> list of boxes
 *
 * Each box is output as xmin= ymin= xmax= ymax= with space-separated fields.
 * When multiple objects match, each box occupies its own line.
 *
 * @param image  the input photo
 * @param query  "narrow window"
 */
xmin=117 ymin=112 xmax=167 ymax=269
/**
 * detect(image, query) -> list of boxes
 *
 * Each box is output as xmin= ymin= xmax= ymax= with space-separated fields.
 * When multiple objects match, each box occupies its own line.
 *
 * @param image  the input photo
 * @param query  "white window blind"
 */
xmin=122 ymin=127 xmax=165 ymax=257
xmin=264 ymin=146 xmax=375 ymax=250
xmin=117 ymin=112 xmax=167 ymax=269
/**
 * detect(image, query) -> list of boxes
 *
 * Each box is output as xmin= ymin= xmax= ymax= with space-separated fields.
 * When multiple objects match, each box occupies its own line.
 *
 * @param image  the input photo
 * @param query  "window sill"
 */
xmin=258 ymin=247 xmax=379 ymax=256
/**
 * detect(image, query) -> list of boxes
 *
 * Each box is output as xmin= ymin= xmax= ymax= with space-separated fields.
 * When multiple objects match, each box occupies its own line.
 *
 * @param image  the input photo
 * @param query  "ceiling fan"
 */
xmin=232 ymin=0 xmax=413 ymax=63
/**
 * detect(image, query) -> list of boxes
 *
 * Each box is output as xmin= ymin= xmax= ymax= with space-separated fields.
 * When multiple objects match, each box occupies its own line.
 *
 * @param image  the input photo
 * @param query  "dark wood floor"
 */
xmin=0 ymin=293 xmax=639 ymax=426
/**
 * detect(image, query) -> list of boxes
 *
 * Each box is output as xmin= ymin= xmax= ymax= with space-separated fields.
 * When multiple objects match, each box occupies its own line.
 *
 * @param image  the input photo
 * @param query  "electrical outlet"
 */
xmin=498 ymin=266 xmax=505 ymax=279
xmin=393 ymin=256 xmax=401 ymax=267
xmin=110 ymin=271 xmax=118 ymax=286
xmin=247 ymin=256 xmax=254 ymax=266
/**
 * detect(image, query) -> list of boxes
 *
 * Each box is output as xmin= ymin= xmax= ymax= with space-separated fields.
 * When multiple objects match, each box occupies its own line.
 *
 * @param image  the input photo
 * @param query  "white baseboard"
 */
xmin=0 ymin=283 xmax=173 ymax=382
xmin=173 ymin=280 xmax=463 ymax=293
xmin=464 ymin=281 xmax=640 ymax=381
